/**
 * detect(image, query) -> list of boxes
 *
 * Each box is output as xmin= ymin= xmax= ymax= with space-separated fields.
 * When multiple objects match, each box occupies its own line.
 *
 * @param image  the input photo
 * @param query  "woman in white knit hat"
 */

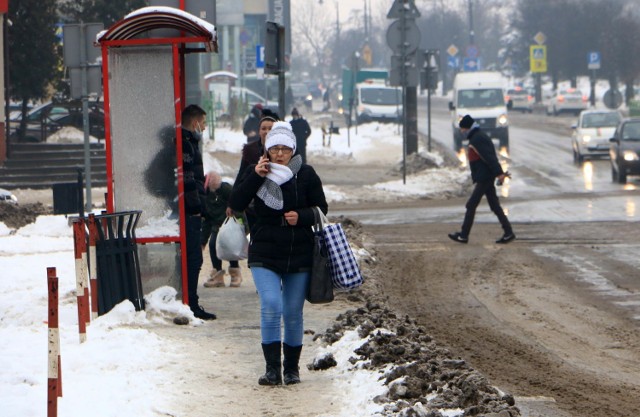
xmin=229 ymin=121 xmax=328 ymax=387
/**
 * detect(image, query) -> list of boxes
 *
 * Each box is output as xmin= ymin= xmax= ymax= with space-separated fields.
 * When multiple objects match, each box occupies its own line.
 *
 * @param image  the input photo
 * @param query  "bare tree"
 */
xmin=291 ymin=1 xmax=333 ymax=81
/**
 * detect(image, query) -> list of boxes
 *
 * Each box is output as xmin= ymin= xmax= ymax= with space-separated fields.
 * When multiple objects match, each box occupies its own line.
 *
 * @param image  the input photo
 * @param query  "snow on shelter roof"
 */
xmin=96 ymin=6 xmax=218 ymax=52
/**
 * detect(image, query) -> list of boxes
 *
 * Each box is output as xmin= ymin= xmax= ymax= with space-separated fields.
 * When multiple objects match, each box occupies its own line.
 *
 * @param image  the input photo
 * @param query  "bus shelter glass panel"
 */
xmin=137 ymin=243 xmax=182 ymax=296
xmin=108 ymin=45 xmax=179 ymax=238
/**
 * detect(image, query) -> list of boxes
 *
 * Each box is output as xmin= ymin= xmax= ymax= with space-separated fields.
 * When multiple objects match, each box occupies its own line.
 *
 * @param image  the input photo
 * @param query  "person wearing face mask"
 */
xmin=229 ymin=121 xmax=328 ymax=387
xmin=180 ymin=104 xmax=217 ymax=321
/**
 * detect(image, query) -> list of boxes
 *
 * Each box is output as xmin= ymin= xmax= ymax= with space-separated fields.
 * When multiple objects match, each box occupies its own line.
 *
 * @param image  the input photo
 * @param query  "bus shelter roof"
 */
xmin=96 ymin=6 xmax=217 ymax=52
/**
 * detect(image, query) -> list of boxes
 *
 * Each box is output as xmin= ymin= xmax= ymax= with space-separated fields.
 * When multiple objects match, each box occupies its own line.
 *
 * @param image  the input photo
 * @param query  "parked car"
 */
xmin=0 ymin=188 xmax=18 ymax=204
xmin=9 ymin=100 xmax=104 ymax=142
xmin=571 ymin=110 xmax=622 ymax=164
xmin=545 ymin=88 xmax=588 ymax=116
xmin=230 ymin=87 xmax=278 ymax=114
xmin=609 ymin=118 xmax=640 ymax=183
xmin=289 ymin=83 xmax=313 ymax=110
xmin=505 ymin=87 xmax=533 ymax=113
xmin=304 ymin=80 xmax=323 ymax=99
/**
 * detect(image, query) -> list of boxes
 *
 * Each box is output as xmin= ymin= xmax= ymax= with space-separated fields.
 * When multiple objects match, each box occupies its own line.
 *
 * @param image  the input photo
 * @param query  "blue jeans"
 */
xmin=251 ymin=267 xmax=309 ymax=346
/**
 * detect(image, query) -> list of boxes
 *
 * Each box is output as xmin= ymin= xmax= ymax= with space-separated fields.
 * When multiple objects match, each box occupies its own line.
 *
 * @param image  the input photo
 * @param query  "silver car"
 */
xmin=546 ymin=89 xmax=588 ymax=116
xmin=0 ymin=188 xmax=18 ymax=204
xmin=571 ymin=110 xmax=622 ymax=164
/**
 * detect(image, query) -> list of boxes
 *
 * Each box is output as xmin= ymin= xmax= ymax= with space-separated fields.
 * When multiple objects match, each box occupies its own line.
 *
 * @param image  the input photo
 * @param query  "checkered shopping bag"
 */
xmin=322 ymin=222 xmax=364 ymax=290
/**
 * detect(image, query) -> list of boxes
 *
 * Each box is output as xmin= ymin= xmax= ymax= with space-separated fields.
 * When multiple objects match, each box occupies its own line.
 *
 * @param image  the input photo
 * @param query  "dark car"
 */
xmin=609 ymin=118 xmax=640 ymax=183
xmin=290 ymin=83 xmax=313 ymax=110
xmin=9 ymin=100 xmax=105 ymax=143
xmin=304 ymin=81 xmax=322 ymax=99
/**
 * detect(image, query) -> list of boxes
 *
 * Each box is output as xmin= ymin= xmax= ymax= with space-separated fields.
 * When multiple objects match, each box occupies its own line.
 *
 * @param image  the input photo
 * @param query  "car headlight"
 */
xmin=497 ymin=114 xmax=508 ymax=126
xmin=623 ymin=150 xmax=639 ymax=161
xmin=581 ymin=135 xmax=591 ymax=143
xmin=10 ymin=195 xmax=18 ymax=203
xmin=338 ymin=93 xmax=343 ymax=101
xmin=306 ymin=94 xmax=313 ymax=101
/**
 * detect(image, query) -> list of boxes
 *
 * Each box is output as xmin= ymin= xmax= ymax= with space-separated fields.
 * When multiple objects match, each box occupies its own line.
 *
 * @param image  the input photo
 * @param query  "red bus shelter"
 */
xmin=97 ymin=6 xmax=217 ymax=305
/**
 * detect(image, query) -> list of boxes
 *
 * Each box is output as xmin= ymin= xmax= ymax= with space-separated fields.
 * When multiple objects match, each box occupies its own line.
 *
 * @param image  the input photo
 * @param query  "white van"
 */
xmin=354 ymin=82 xmax=402 ymax=124
xmin=449 ymin=71 xmax=512 ymax=151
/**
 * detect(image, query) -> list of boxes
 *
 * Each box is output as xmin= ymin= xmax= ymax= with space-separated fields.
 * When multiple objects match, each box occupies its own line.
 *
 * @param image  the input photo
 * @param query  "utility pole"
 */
xmin=468 ymin=0 xmax=475 ymax=46
xmin=387 ymin=0 xmax=421 ymax=184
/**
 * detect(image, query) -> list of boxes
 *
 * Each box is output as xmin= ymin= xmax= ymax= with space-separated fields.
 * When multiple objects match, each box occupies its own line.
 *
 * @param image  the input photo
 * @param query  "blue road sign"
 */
xmin=466 ymin=45 xmax=479 ymax=59
xmin=463 ymin=58 xmax=479 ymax=71
xmin=588 ymin=51 xmax=600 ymax=70
xmin=256 ymin=44 xmax=265 ymax=69
xmin=448 ymin=56 xmax=460 ymax=69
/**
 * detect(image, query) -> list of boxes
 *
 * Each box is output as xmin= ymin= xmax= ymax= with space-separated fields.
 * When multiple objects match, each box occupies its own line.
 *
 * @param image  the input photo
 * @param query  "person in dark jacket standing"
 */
xmin=448 ymin=115 xmax=515 ymax=244
xmin=201 ymin=171 xmax=243 ymax=288
xmin=289 ymin=108 xmax=311 ymax=164
xmin=181 ymin=105 xmax=217 ymax=320
xmin=229 ymin=121 xmax=328 ymax=387
xmin=243 ymin=103 xmax=263 ymax=142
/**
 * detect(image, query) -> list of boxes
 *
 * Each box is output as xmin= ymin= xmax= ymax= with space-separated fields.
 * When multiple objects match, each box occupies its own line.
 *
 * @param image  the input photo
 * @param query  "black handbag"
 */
xmin=306 ymin=207 xmax=334 ymax=304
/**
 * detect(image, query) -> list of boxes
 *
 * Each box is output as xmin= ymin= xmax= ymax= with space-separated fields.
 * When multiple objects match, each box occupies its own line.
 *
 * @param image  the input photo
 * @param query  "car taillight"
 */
xmin=557 ymin=95 xmax=565 ymax=102
xmin=527 ymin=95 xmax=533 ymax=102
xmin=582 ymin=95 xmax=588 ymax=102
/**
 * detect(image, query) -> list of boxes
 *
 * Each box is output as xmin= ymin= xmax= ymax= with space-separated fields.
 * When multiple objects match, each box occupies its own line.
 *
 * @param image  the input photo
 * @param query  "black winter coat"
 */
xmin=229 ymin=163 xmax=328 ymax=274
xmin=467 ymin=127 xmax=504 ymax=183
xmin=200 ymin=182 xmax=233 ymax=245
xmin=181 ymin=128 xmax=206 ymax=215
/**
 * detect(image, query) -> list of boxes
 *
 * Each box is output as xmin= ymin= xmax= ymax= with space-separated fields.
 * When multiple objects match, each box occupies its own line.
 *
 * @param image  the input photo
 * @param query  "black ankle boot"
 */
xmin=258 ymin=342 xmax=282 ymax=386
xmin=283 ymin=343 xmax=302 ymax=385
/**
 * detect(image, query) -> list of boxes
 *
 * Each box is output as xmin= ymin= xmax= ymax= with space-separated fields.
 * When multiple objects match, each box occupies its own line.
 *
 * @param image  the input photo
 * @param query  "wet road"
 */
xmin=337 ymin=97 xmax=640 ymax=225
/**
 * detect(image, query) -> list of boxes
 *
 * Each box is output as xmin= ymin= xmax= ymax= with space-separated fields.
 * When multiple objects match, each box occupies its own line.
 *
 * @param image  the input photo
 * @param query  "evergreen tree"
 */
xmin=59 ymin=0 xmax=146 ymax=26
xmin=8 ymin=0 xmax=60 ymax=139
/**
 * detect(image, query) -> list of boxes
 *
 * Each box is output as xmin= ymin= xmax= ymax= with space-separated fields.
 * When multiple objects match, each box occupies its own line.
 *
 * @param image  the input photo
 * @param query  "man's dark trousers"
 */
xmin=185 ymin=215 xmax=203 ymax=307
xmin=461 ymin=181 xmax=512 ymax=237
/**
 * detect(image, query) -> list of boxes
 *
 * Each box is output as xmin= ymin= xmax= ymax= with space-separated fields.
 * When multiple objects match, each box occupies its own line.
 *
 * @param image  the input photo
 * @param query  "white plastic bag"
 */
xmin=215 ymin=216 xmax=249 ymax=261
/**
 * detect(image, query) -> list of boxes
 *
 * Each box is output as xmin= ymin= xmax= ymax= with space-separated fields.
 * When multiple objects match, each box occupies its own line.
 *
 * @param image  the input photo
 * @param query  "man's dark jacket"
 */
xmin=290 ymin=117 xmax=311 ymax=153
xmin=182 ymin=128 xmax=206 ymax=215
xmin=229 ymin=163 xmax=328 ymax=274
xmin=467 ymin=127 xmax=504 ymax=183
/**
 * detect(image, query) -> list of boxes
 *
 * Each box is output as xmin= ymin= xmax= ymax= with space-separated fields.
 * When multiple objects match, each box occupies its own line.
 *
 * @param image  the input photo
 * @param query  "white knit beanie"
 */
xmin=265 ymin=121 xmax=296 ymax=154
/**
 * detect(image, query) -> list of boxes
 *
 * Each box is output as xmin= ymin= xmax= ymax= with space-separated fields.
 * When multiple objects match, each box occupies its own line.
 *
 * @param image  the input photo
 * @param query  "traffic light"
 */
xmin=265 ymin=21 xmax=285 ymax=75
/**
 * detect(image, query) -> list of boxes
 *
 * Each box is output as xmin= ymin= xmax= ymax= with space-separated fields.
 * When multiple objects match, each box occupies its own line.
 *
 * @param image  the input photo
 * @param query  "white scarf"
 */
xmin=256 ymin=155 xmax=303 ymax=210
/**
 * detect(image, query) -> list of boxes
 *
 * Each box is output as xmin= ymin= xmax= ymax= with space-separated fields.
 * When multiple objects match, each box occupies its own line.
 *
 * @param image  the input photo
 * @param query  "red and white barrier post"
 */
xmin=47 ymin=267 xmax=62 ymax=417
xmin=73 ymin=219 xmax=89 ymax=342
xmin=87 ymin=214 xmax=99 ymax=320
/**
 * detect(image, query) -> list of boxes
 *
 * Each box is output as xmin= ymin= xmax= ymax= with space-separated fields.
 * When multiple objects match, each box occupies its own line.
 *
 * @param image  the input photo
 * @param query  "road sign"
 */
xmin=386 ymin=19 xmax=421 ymax=55
xmin=63 ymin=23 xmax=104 ymax=67
xmin=387 ymin=0 xmax=420 ymax=19
xmin=466 ymin=45 xmax=479 ymax=59
xmin=390 ymin=54 xmax=419 ymax=87
xmin=463 ymin=58 xmax=479 ymax=72
xmin=588 ymin=51 xmax=601 ymax=70
xmin=362 ymin=44 xmax=373 ymax=66
xmin=239 ymin=29 xmax=251 ymax=46
xmin=447 ymin=44 xmax=459 ymax=57
xmin=603 ymin=89 xmax=622 ymax=109
xmin=530 ymin=45 xmax=547 ymax=73
xmin=534 ymin=32 xmax=546 ymax=45
xmin=448 ymin=56 xmax=460 ymax=69
xmin=256 ymin=44 xmax=265 ymax=68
